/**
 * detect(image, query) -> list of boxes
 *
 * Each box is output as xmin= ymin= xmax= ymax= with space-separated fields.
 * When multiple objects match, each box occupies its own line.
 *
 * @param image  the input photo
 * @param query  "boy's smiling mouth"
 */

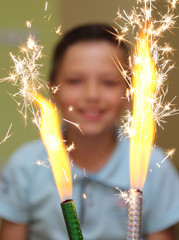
xmin=78 ymin=108 xmax=105 ymax=121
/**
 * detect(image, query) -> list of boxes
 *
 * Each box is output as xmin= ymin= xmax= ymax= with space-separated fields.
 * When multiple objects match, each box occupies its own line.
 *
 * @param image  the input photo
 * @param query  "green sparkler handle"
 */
xmin=61 ymin=199 xmax=84 ymax=240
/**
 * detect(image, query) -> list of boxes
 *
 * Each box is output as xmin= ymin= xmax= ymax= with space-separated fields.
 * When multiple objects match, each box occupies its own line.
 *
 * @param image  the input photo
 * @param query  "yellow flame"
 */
xmin=130 ymin=30 xmax=157 ymax=189
xmin=34 ymin=92 xmax=72 ymax=201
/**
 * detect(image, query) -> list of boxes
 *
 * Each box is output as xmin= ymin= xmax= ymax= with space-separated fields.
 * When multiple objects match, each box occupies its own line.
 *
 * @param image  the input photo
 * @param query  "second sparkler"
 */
xmin=33 ymin=93 xmax=84 ymax=240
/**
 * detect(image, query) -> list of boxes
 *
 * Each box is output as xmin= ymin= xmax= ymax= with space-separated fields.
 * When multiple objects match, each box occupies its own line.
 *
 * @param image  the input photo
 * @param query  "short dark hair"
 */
xmin=49 ymin=23 xmax=129 ymax=85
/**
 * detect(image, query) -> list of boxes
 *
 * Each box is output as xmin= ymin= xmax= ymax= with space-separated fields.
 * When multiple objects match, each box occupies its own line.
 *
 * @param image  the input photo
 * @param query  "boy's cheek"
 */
xmin=54 ymin=92 xmax=78 ymax=108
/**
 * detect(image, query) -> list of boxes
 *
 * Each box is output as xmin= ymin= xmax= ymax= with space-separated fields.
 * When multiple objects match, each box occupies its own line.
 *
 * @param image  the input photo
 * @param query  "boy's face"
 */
xmin=53 ymin=41 xmax=128 ymax=136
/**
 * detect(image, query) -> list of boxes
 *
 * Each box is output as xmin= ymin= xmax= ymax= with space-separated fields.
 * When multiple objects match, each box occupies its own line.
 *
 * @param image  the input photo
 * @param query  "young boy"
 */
xmin=0 ymin=24 xmax=179 ymax=240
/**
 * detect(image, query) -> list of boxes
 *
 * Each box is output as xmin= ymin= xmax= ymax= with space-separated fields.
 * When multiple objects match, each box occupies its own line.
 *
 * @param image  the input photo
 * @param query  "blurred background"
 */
xmin=0 ymin=0 xmax=178 ymax=235
xmin=0 ymin=0 xmax=178 ymax=168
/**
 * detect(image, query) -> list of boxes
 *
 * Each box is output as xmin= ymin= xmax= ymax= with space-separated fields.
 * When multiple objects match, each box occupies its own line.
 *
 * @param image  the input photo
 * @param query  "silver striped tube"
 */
xmin=127 ymin=189 xmax=143 ymax=240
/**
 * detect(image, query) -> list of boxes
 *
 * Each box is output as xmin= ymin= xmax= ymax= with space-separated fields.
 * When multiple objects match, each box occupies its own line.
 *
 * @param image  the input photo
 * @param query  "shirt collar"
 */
xmin=72 ymin=138 xmax=130 ymax=190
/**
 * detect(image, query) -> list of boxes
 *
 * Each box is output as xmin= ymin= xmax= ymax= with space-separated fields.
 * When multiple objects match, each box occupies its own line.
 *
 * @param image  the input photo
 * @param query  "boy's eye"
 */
xmin=103 ymin=79 xmax=118 ymax=86
xmin=66 ymin=78 xmax=81 ymax=85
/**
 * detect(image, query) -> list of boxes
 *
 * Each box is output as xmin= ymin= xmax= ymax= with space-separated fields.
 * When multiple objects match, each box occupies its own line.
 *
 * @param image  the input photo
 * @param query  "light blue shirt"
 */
xmin=0 ymin=139 xmax=179 ymax=240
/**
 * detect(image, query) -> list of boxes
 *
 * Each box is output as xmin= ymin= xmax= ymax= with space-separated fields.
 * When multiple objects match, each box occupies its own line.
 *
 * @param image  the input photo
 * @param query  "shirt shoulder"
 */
xmin=0 ymin=140 xmax=48 ymax=223
xmin=143 ymin=146 xmax=179 ymax=233
xmin=9 ymin=139 xmax=46 ymax=161
xmin=3 ymin=140 xmax=47 ymax=172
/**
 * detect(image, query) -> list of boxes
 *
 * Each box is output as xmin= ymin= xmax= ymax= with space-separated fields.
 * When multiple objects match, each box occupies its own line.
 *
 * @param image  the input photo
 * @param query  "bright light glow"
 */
xmin=1 ymin=36 xmax=44 ymax=120
xmin=34 ymin=92 xmax=72 ymax=201
xmin=130 ymin=30 xmax=157 ymax=189
xmin=115 ymin=0 xmax=178 ymax=137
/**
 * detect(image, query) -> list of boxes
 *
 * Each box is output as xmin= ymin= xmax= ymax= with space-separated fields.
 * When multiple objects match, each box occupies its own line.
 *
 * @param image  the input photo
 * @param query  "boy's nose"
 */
xmin=84 ymin=79 xmax=100 ymax=102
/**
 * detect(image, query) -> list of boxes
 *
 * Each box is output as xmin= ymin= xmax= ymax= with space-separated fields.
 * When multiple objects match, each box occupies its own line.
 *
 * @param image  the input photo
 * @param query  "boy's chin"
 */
xmin=80 ymin=124 xmax=114 ymax=137
xmin=65 ymin=121 xmax=115 ymax=137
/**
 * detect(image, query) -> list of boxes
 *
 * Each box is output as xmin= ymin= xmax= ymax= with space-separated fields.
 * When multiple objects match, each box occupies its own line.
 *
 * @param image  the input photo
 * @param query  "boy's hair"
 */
xmin=49 ymin=23 xmax=129 ymax=85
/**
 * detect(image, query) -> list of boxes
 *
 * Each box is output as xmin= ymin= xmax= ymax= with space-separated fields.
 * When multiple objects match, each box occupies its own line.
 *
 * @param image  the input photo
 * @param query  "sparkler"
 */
xmin=126 ymin=30 xmax=157 ymax=239
xmin=115 ymin=0 xmax=178 ymax=239
xmin=33 ymin=92 xmax=84 ymax=240
xmin=1 ymin=32 xmax=85 ymax=238
xmin=0 ymin=31 xmax=83 ymax=237
xmin=115 ymin=0 xmax=179 ymax=135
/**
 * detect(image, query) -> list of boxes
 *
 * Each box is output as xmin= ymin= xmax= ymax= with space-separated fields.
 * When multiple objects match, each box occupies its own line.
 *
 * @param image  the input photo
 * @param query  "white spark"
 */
xmin=0 ymin=123 xmax=13 ymax=145
xmin=83 ymin=167 xmax=88 ymax=177
xmin=55 ymin=25 xmax=62 ymax=35
xmin=50 ymin=84 xmax=61 ymax=94
xmin=156 ymin=163 xmax=161 ymax=168
xmin=161 ymin=148 xmax=176 ymax=164
xmin=63 ymin=118 xmax=84 ymax=134
xmin=115 ymin=187 xmax=129 ymax=203
xmin=26 ymin=20 xmax=32 ymax=28
xmin=68 ymin=105 xmax=73 ymax=111
xmin=83 ymin=193 xmax=87 ymax=199
xmin=35 ymin=159 xmax=50 ymax=168
xmin=63 ymin=168 xmax=69 ymax=182
xmin=67 ymin=142 xmax=75 ymax=152
xmin=45 ymin=1 xmax=48 ymax=11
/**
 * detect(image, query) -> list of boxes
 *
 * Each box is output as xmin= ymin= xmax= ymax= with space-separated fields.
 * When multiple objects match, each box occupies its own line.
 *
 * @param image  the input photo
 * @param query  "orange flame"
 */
xmin=34 ymin=92 xmax=72 ymax=201
xmin=130 ymin=30 xmax=157 ymax=189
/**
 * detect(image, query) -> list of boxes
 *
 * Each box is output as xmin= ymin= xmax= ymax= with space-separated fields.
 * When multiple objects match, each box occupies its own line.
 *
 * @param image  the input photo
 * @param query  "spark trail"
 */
xmin=114 ymin=0 xmax=178 ymax=138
